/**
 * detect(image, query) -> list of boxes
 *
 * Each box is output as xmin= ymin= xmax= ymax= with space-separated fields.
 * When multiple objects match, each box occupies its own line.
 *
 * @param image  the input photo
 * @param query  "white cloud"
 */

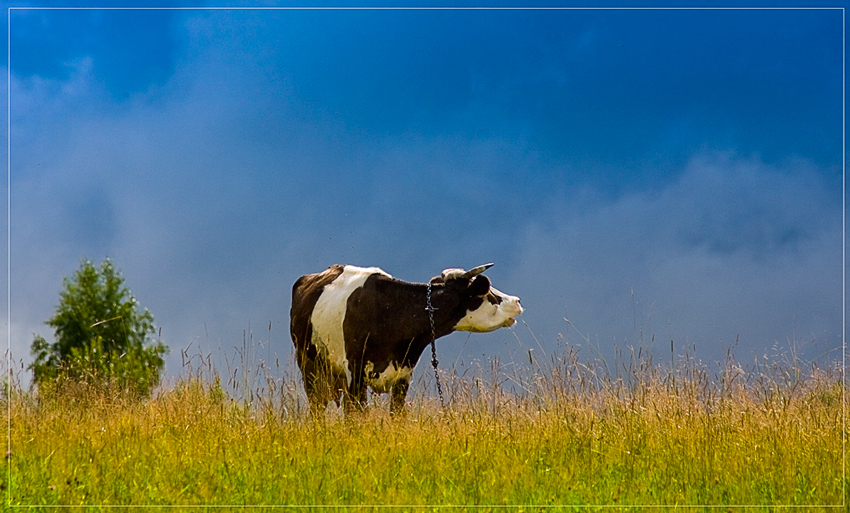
xmin=507 ymin=153 xmax=842 ymax=366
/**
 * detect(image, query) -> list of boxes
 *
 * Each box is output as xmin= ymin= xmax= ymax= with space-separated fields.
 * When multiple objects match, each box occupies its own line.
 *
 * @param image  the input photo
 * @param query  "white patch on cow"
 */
xmin=363 ymin=360 xmax=412 ymax=394
xmin=310 ymin=265 xmax=392 ymax=385
xmin=454 ymin=287 xmax=524 ymax=333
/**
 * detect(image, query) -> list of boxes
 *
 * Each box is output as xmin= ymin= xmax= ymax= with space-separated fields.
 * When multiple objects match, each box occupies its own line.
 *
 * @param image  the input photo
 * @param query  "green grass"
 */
xmin=4 ymin=340 xmax=847 ymax=510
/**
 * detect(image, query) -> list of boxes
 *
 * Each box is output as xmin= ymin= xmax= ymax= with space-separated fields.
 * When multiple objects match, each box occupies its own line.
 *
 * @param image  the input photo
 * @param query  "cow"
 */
xmin=289 ymin=263 xmax=523 ymax=414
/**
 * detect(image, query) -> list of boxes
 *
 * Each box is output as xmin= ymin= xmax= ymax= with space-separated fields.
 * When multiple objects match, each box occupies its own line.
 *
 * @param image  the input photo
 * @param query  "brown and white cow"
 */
xmin=289 ymin=263 xmax=522 ymax=414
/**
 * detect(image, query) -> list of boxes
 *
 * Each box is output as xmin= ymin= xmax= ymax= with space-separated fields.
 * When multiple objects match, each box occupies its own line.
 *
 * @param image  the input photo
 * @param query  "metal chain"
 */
xmin=425 ymin=282 xmax=445 ymax=409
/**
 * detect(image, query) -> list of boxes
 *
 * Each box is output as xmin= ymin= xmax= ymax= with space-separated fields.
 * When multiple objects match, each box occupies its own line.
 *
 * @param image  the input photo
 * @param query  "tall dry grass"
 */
xmin=3 ymin=330 xmax=847 ymax=509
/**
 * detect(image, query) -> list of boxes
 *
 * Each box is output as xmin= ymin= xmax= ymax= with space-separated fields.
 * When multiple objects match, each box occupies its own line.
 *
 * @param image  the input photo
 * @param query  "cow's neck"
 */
xmin=418 ymin=282 xmax=464 ymax=339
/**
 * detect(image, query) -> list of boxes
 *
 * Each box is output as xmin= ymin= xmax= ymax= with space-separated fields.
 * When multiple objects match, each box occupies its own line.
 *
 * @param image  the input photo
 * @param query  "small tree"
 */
xmin=29 ymin=258 xmax=168 ymax=396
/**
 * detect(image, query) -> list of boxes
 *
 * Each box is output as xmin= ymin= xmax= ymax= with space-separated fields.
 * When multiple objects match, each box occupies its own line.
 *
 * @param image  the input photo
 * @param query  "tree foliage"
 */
xmin=29 ymin=258 xmax=168 ymax=396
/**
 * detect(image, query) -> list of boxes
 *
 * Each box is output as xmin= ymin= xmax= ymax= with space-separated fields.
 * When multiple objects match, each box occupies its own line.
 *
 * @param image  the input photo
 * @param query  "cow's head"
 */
xmin=430 ymin=263 xmax=523 ymax=333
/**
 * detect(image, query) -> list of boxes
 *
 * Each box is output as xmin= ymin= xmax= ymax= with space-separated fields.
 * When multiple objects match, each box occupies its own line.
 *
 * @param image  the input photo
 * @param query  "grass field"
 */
xmin=3 ymin=336 xmax=847 ymax=510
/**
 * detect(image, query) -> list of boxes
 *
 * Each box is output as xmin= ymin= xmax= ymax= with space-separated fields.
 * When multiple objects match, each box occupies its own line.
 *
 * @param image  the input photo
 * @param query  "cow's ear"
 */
xmin=429 ymin=275 xmax=445 ymax=285
xmin=468 ymin=275 xmax=491 ymax=297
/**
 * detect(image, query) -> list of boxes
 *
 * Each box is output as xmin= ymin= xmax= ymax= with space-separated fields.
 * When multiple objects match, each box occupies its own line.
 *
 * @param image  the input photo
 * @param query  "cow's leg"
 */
xmin=296 ymin=348 xmax=335 ymax=416
xmin=343 ymin=369 xmax=367 ymax=414
xmin=330 ymin=370 xmax=347 ymax=409
xmin=295 ymin=349 xmax=320 ymax=413
xmin=390 ymin=379 xmax=410 ymax=415
xmin=303 ymin=371 xmax=329 ymax=416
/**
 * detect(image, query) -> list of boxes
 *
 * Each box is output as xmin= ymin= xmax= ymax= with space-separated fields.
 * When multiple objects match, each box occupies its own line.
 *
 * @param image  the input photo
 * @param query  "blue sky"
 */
xmin=4 ymin=3 xmax=845 ymax=387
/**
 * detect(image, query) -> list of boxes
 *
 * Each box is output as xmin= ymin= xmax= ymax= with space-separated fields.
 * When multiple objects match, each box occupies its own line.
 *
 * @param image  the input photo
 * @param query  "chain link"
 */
xmin=425 ymin=282 xmax=445 ymax=409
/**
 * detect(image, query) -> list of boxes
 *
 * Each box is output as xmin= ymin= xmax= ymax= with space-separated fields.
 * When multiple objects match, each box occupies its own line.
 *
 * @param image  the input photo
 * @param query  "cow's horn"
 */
xmin=461 ymin=263 xmax=494 ymax=279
